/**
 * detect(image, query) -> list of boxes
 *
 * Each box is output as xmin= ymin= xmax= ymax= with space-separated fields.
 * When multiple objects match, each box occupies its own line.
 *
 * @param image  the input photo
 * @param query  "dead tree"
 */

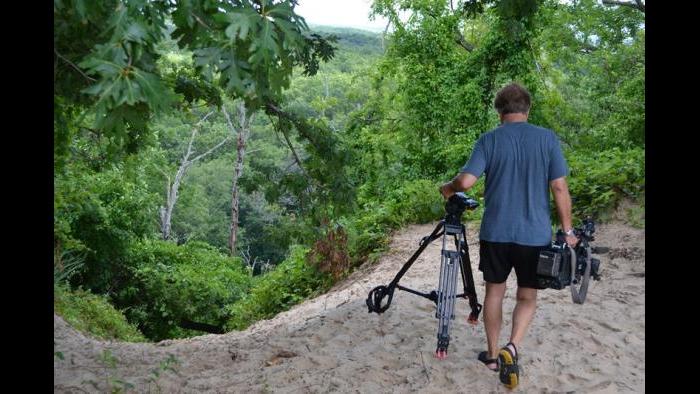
xmin=240 ymin=245 xmax=272 ymax=276
xmin=159 ymin=111 xmax=230 ymax=240
xmin=222 ymin=101 xmax=255 ymax=256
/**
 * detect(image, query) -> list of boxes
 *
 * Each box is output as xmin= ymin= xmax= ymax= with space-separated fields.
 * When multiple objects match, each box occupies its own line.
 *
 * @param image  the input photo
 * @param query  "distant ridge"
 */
xmin=307 ymin=24 xmax=383 ymax=35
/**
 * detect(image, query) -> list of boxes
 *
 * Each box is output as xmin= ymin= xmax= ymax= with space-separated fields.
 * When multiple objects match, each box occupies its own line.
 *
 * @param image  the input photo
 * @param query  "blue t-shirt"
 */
xmin=461 ymin=122 xmax=569 ymax=246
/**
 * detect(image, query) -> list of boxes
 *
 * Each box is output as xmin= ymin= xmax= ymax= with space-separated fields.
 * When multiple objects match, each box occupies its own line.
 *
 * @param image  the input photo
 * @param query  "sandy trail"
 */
xmin=54 ymin=220 xmax=644 ymax=393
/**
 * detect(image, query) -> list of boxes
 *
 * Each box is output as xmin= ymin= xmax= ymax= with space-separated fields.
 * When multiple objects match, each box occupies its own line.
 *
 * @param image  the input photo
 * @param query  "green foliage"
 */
xmin=167 ymin=158 xmax=233 ymax=247
xmin=54 ymin=0 xmax=172 ymax=160
xmin=54 ymin=30 xmax=383 ymax=343
xmin=624 ymin=196 xmax=645 ymax=229
xmin=535 ymin=0 xmax=645 ymax=149
xmin=341 ymin=179 xmax=457 ymax=265
xmin=565 ymin=148 xmax=645 ymax=220
xmin=54 ymin=249 xmax=87 ymax=284
xmin=55 ymin=158 xmax=159 ymax=293
xmin=53 ymin=0 xmax=645 ymax=343
xmin=362 ymin=0 xmax=544 ymax=180
xmin=173 ymin=0 xmax=336 ymax=107
xmin=116 ymin=239 xmax=252 ymax=341
xmin=382 ymin=179 xmax=445 ymax=226
xmin=54 ymin=0 xmax=337 ymax=165
xmin=225 ymin=245 xmax=330 ymax=330
xmin=54 ymin=284 xmax=146 ymax=342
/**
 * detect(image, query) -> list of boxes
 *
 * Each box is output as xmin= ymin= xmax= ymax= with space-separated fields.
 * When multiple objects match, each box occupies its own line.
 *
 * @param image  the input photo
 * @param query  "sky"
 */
xmin=295 ymin=0 xmax=390 ymax=32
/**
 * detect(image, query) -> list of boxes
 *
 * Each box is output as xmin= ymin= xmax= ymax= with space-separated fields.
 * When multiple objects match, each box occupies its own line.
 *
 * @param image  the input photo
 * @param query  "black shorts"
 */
xmin=479 ymin=240 xmax=548 ymax=289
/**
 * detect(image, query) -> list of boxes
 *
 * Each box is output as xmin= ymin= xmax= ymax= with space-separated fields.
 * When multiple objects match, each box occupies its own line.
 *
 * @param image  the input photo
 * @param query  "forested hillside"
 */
xmin=54 ymin=0 xmax=644 ymax=343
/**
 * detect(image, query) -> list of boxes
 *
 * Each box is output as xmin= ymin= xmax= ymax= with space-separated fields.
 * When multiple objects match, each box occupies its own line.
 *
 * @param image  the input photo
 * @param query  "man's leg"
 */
xmin=507 ymin=242 xmax=546 ymax=356
xmin=496 ymin=288 xmax=535 ymax=390
xmin=484 ymin=281 xmax=507 ymax=365
xmin=508 ymin=286 xmax=538 ymax=354
xmin=478 ymin=241 xmax=511 ymax=370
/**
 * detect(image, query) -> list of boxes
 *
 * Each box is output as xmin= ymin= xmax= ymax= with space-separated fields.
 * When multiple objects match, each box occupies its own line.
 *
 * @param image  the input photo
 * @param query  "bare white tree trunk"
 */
xmin=240 ymin=245 xmax=271 ymax=276
xmin=159 ymin=110 xmax=229 ymax=240
xmin=222 ymin=101 xmax=254 ymax=256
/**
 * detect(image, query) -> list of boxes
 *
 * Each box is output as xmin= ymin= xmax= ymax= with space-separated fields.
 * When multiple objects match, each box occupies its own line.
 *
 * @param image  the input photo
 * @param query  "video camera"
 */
xmin=535 ymin=218 xmax=602 ymax=304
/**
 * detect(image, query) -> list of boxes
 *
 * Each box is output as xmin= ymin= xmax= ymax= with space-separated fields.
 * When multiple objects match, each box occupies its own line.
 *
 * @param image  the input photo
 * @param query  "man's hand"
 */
xmin=440 ymin=173 xmax=478 ymax=200
xmin=551 ymin=177 xmax=577 ymax=247
xmin=439 ymin=182 xmax=456 ymax=200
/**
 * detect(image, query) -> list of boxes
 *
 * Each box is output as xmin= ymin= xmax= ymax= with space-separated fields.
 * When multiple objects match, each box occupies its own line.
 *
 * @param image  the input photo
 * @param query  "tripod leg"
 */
xmin=367 ymin=221 xmax=445 ymax=314
xmin=435 ymin=233 xmax=460 ymax=359
xmin=460 ymin=225 xmax=482 ymax=324
xmin=447 ymin=234 xmax=459 ymax=322
xmin=388 ymin=221 xmax=444 ymax=289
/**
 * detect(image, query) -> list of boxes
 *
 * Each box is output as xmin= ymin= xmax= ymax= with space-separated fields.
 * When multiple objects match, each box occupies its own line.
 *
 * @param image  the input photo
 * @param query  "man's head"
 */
xmin=494 ymin=83 xmax=531 ymax=122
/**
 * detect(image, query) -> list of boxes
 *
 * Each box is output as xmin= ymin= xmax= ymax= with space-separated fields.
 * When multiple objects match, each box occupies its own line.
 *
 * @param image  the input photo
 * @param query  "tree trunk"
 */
xmin=223 ymin=101 xmax=253 ymax=256
xmin=159 ymin=110 xmax=228 ymax=240
xmin=160 ymin=163 xmax=190 ymax=240
xmin=228 ymin=131 xmax=245 ymax=255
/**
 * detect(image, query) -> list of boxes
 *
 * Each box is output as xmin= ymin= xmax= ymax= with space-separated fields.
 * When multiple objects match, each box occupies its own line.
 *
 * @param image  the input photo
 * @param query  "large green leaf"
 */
xmin=224 ymin=9 xmax=258 ymax=41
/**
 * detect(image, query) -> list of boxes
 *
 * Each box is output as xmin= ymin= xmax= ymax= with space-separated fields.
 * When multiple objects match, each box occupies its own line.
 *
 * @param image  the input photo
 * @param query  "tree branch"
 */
xmin=221 ymin=105 xmax=238 ymax=136
xmin=453 ymin=2 xmax=477 ymax=52
xmin=424 ymin=7 xmax=475 ymax=52
xmin=381 ymin=19 xmax=392 ymax=51
xmin=54 ymin=49 xmax=96 ymax=82
xmin=383 ymin=19 xmax=391 ymax=34
xmin=183 ymin=128 xmax=198 ymax=163
xmin=264 ymin=102 xmax=322 ymax=149
xmin=245 ymin=147 xmax=264 ymax=155
xmin=454 ymin=32 xmax=475 ymax=52
xmin=267 ymin=114 xmax=312 ymax=181
xmin=191 ymin=11 xmax=212 ymax=30
xmin=190 ymin=136 xmax=231 ymax=163
xmin=159 ymin=109 xmax=216 ymax=240
xmin=196 ymin=110 xmax=216 ymax=125
xmin=184 ymin=110 xmax=216 ymax=161
xmin=602 ymin=0 xmax=644 ymax=12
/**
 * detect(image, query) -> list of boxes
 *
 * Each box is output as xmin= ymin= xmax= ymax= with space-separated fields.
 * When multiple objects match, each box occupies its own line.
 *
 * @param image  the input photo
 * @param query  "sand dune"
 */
xmin=54 ymin=220 xmax=645 ymax=393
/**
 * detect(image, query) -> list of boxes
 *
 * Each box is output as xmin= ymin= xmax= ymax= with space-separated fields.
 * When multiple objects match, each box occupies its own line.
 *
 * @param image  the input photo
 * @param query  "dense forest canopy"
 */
xmin=54 ymin=0 xmax=644 ymax=342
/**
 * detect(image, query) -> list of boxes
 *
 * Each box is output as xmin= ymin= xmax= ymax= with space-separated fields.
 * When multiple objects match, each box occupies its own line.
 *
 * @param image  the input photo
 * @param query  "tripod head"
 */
xmin=445 ymin=192 xmax=479 ymax=226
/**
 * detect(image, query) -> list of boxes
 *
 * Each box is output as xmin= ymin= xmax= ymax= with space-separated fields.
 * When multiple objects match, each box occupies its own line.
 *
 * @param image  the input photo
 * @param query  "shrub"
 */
xmin=115 ymin=239 xmax=252 ymax=341
xmin=54 ymin=162 xmax=159 ymax=294
xmin=225 ymin=245 xmax=331 ymax=331
xmin=54 ymin=284 xmax=146 ymax=342
xmin=565 ymin=147 xmax=645 ymax=220
xmin=307 ymin=225 xmax=351 ymax=280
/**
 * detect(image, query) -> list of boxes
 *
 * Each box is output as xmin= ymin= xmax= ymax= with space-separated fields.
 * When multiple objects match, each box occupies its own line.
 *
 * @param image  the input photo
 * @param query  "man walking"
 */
xmin=439 ymin=83 xmax=578 ymax=389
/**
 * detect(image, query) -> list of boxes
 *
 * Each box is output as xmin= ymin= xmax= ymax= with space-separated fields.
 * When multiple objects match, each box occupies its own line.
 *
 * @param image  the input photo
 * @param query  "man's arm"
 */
xmin=550 ymin=177 xmax=577 ymax=247
xmin=439 ymin=172 xmax=478 ymax=199
xmin=442 ymin=135 xmax=486 ymax=199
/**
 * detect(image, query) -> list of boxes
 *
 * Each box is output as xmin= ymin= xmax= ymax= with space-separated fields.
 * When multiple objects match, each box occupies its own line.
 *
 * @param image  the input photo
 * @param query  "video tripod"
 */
xmin=366 ymin=193 xmax=482 ymax=359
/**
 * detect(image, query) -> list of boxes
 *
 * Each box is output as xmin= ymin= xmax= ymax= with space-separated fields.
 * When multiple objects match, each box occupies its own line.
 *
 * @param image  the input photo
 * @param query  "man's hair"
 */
xmin=494 ymin=83 xmax=531 ymax=115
